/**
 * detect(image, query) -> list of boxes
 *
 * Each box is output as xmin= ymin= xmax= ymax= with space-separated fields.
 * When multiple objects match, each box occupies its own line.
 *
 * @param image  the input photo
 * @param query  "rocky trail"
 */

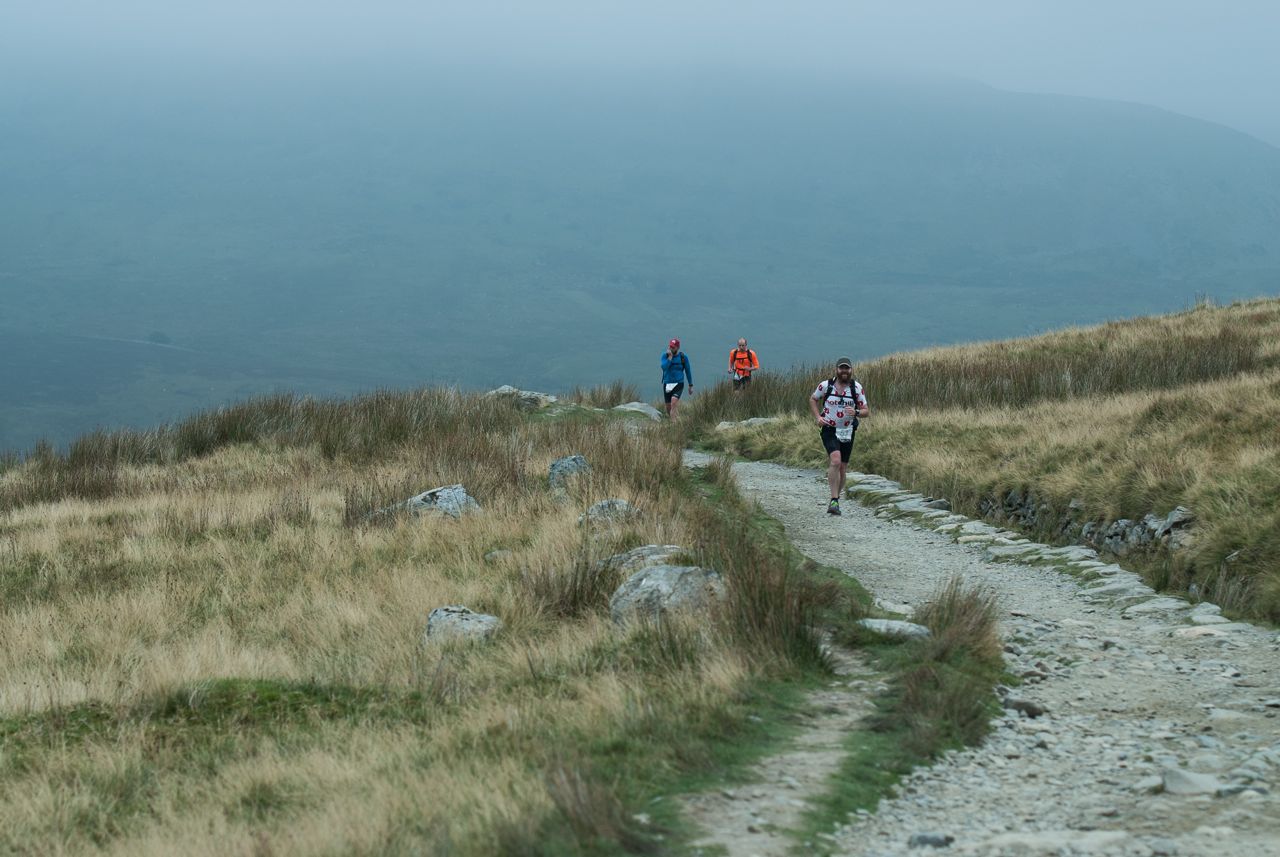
xmin=681 ymin=451 xmax=1280 ymax=857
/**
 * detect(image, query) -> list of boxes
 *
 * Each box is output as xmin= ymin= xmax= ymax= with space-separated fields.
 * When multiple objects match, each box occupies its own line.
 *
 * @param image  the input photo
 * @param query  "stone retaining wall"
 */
xmin=977 ymin=488 xmax=1194 ymax=559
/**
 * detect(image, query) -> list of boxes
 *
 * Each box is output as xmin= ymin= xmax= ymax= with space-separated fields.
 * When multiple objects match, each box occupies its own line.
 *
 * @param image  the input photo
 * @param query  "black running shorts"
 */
xmin=820 ymin=425 xmax=854 ymax=463
xmin=663 ymin=382 xmax=685 ymax=403
xmin=732 ymin=374 xmax=752 ymax=390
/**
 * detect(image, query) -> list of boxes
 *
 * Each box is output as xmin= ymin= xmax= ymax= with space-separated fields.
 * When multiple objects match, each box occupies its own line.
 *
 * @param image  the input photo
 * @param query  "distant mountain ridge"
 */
xmin=1 ymin=67 xmax=1278 ymax=451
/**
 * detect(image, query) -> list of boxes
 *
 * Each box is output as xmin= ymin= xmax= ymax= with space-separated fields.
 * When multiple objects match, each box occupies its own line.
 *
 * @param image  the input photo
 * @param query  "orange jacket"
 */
xmin=729 ymin=348 xmax=760 ymax=376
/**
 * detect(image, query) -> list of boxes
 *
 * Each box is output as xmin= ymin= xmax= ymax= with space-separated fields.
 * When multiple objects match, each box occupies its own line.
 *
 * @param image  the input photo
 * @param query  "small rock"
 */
xmin=857 ymin=619 xmax=932 ymax=639
xmin=548 ymin=454 xmax=591 ymax=490
xmin=1161 ymin=768 xmax=1223 ymax=795
xmin=423 ymin=605 xmax=502 ymax=645
xmin=1134 ymin=775 xmax=1164 ymax=793
xmin=483 ymin=549 xmax=513 ymax=564
xmin=1002 ymin=697 xmax=1048 ymax=718
xmin=485 ymin=385 xmax=557 ymax=410
xmin=579 ymin=498 xmax=640 ymax=526
xmin=403 ymin=484 xmax=480 ymax=519
xmin=908 ymin=832 xmax=955 ymax=848
xmin=594 ymin=544 xmax=686 ymax=576
xmin=613 ymin=401 xmax=663 ymax=420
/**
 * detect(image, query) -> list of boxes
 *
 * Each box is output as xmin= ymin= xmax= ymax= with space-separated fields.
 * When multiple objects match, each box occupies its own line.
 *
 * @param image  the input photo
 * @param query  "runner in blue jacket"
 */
xmin=660 ymin=338 xmax=693 ymax=420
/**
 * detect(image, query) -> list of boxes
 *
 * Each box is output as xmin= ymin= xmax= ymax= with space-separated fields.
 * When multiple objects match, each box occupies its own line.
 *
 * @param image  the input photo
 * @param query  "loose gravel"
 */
xmin=683 ymin=451 xmax=1280 ymax=857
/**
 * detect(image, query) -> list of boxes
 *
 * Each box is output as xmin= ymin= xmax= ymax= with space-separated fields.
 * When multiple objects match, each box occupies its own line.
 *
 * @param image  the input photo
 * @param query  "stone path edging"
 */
xmin=682 ymin=452 xmax=1280 ymax=857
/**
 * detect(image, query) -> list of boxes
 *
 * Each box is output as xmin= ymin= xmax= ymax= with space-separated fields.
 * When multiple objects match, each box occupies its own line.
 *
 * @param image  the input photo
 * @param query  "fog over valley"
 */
xmin=2 ymin=2 xmax=1278 ymax=451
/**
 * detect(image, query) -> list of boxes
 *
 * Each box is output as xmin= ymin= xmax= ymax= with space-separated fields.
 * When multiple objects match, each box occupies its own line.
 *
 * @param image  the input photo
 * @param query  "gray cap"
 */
xmin=836 ymin=356 xmax=853 ymax=368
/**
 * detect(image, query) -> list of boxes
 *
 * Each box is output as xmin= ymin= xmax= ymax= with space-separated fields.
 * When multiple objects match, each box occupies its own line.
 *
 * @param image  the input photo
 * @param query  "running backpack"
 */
xmin=821 ymin=378 xmax=861 ymax=412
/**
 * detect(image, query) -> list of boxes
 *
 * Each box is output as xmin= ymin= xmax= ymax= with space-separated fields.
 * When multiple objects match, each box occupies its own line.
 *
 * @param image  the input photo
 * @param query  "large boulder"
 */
xmin=485 ymin=385 xmax=558 ymax=411
xmin=609 ymin=564 xmax=726 ymax=624
xmin=423 ymin=605 xmax=502 ymax=645
xmin=612 ymin=401 xmax=663 ymax=421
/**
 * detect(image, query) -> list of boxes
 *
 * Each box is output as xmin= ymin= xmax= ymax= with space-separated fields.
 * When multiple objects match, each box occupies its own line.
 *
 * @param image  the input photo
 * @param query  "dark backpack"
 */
xmin=821 ymin=378 xmax=861 ymax=415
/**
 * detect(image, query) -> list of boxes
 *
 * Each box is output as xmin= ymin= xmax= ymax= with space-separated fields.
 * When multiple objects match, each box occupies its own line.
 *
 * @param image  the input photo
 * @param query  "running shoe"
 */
xmin=827 ymin=499 xmax=842 ymax=516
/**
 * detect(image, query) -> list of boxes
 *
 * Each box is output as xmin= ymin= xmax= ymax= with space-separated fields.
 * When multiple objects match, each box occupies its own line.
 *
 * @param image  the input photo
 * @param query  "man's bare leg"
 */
xmin=828 ymin=451 xmax=842 ymax=499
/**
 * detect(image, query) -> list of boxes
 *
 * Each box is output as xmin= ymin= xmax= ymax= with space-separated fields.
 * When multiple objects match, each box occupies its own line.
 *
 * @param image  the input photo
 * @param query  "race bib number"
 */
xmin=665 ymin=383 xmax=679 ymax=393
xmin=835 ymin=426 xmax=854 ymax=442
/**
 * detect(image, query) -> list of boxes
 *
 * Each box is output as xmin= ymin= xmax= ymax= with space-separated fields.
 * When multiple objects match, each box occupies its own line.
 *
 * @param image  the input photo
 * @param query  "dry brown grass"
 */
xmin=0 ymin=391 xmax=827 ymax=855
xmin=698 ymin=297 xmax=1280 ymax=620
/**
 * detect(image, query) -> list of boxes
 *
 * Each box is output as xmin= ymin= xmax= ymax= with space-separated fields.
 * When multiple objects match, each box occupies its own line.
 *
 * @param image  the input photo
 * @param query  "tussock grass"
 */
xmin=686 ymin=298 xmax=1279 ymax=432
xmin=694 ymin=297 xmax=1280 ymax=620
xmin=0 ymin=386 xmax=835 ymax=855
xmin=871 ymin=577 xmax=1004 ymax=756
xmin=0 ymin=388 xmax=525 ymax=513
xmin=566 ymin=380 xmax=644 ymax=409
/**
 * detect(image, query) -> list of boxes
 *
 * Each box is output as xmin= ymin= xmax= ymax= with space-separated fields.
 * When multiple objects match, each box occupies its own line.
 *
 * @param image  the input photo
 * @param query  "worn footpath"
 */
xmin=683 ymin=451 xmax=1280 ymax=857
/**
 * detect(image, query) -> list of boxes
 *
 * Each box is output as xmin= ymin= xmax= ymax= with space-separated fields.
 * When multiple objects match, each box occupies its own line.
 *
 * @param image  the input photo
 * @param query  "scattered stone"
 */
xmin=857 ymin=619 xmax=932 ymax=639
xmin=1122 ymin=597 xmax=1190 ymax=618
xmin=548 ymin=454 xmax=591 ymax=490
xmin=874 ymin=598 xmax=914 ymax=616
xmin=981 ymin=831 xmax=1131 ymax=852
xmin=612 ymin=401 xmax=663 ymax=420
xmin=579 ymin=498 xmax=640 ymax=526
xmin=1134 ymin=775 xmax=1165 ymax=794
xmin=1161 ymin=768 xmax=1223 ymax=795
xmin=1002 ymin=697 xmax=1048 ymax=718
xmin=907 ymin=832 xmax=955 ymax=848
xmin=399 ymin=484 xmax=480 ymax=519
xmin=594 ymin=544 xmax=686 ymax=576
xmin=715 ymin=416 xmax=783 ymax=431
xmin=423 ymin=605 xmax=502 ymax=645
xmin=485 ymin=385 xmax=557 ymax=410
xmin=609 ymin=564 xmax=726 ymax=624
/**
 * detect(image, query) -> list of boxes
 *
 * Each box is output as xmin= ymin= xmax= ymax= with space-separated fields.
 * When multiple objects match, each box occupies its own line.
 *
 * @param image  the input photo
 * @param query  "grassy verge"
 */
xmin=686 ymin=297 xmax=1280 ymax=620
xmin=796 ymin=579 xmax=1006 ymax=852
xmin=0 ymin=388 xmax=864 ymax=855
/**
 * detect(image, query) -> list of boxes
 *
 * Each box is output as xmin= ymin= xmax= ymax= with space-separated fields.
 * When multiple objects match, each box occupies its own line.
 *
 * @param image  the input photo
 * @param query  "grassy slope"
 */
xmin=0 ymin=382 xmax=1009 ymax=855
xmin=689 ymin=297 xmax=1280 ymax=620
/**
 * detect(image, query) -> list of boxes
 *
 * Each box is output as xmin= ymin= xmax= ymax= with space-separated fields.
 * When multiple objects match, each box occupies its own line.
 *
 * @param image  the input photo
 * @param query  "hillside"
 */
xmin=4 ymin=67 xmax=1280 ymax=450
xmin=693 ymin=297 xmax=1280 ymax=620
xmin=0 ymin=383 xmax=1017 ymax=854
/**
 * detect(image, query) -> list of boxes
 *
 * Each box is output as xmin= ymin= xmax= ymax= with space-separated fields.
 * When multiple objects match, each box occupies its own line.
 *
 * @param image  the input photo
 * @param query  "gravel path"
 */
xmin=684 ymin=451 xmax=1280 ymax=857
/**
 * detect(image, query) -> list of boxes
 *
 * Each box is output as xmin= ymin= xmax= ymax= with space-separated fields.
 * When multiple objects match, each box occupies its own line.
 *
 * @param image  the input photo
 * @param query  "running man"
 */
xmin=808 ymin=357 xmax=869 ymax=515
xmin=661 ymin=338 xmax=694 ymax=419
xmin=728 ymin=338 xmax=760 ymax=392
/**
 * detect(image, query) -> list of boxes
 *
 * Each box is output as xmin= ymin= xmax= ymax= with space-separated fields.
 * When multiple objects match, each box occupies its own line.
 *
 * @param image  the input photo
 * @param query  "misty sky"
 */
xmin=5 ymin=1 xmax=1279 ymax=145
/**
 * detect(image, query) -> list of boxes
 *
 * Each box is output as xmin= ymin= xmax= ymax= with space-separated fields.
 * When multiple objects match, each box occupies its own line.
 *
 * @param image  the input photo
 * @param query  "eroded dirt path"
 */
xmin=682 ymin=451 xmax=1280 ymax=857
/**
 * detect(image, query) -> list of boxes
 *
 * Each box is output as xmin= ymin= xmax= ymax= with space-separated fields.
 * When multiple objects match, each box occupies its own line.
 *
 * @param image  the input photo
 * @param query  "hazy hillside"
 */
xmin=3 ymin=65 xmax=1279 ymax=450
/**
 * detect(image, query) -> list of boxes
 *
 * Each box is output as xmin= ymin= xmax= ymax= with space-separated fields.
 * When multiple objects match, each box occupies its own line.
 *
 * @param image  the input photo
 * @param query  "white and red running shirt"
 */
xmin=811 ymin=379 xmax=867 ymax=441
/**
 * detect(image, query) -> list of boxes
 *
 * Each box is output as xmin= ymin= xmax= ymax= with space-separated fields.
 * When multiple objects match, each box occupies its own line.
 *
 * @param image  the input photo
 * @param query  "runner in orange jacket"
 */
xmin=728 ymin=338 xmax=760 ymax=392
